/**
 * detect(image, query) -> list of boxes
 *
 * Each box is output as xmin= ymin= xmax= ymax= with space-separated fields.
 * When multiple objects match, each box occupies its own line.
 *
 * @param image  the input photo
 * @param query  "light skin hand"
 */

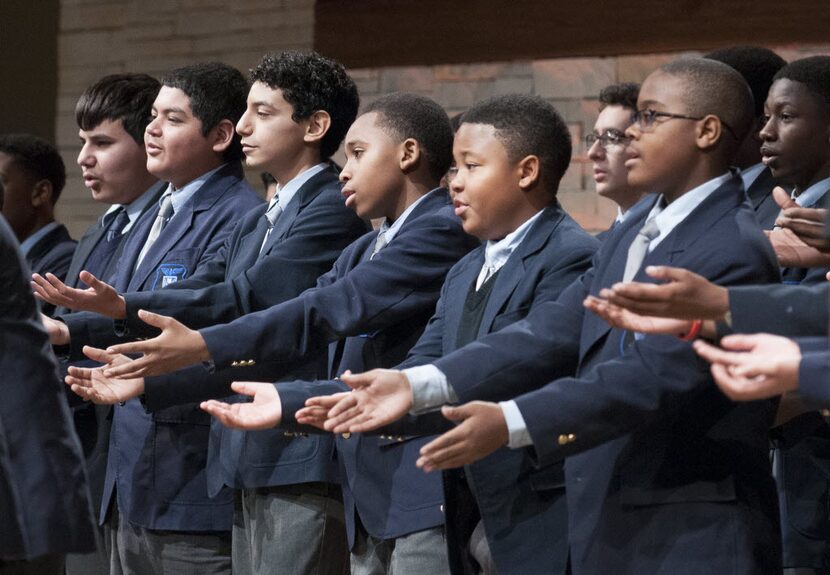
xmin=296 ymin=392 xmax=352 ymax=430
xmin=416 ymin=402 xmax=508 ymax=472
xmin=41 ymin=313 xmax=70 ymax=345
xmin=64 ymin=345 xmax=145 ymax=404
xmin=319 ymin=369 xmax=414 ymax=433
xmin=602 ymin=266 xmax=730 ymax=321
xmin=765 ymin=227 xmax=830 ymax=268
xmin=200 ymin=381 xmax=282 ymax=430
xmin=31 ymin=271 xmax=127 ymax=318
xmin=693 ymin=334 xmax=801 ymax=401
xmin=103 ymin=310 xmax=210 ymax=378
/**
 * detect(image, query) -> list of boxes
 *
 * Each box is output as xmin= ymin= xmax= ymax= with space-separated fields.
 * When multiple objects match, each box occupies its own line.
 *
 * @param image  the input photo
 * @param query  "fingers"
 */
xmin=772 ymin=186 xmax=798 ymax=210
xmin=304 ymin=393 xmax=347 ymax=410
xmin=718 ymin=334 xmax=764 ymax=352
xmin=340 ymin=370 xmax=376 ymax=390
xmin=103 ymin=355 xmax=150 ymax=379
xmin=325 ymin=394 xmax=357 ymax=418
xmin=137 ymin=309 xmax=172 ymax=329
xmin=229 ymin=381 xmax=266 ymax=398
xmin=82 ymin=345 xmax=118 ymax=364
xmin=78 ymin=270 xmax=104 ymax=291
xmin=416 ymin=424 xmax=469 ymax=472
xmin=692 ymin=340 xmax=745 ymax=366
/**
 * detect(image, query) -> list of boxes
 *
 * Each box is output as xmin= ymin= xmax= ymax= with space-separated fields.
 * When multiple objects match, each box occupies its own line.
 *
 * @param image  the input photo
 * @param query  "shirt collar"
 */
xmin=271 ymin=163 xmax=328 ymax=211
xmin=646 ymin=171 xmax=732 ymax=252
xmin=482 ymin=209 xmax=544 ymax=272
xmin=740 ymin=163 xmax=766 ymax=190
xmin=794 ymin=176 xmax=830 ymax=208
xmin=378 ymin=188 xmax=439 ymax=245
xmin=20 ymin=221 xmax=61 ymax=255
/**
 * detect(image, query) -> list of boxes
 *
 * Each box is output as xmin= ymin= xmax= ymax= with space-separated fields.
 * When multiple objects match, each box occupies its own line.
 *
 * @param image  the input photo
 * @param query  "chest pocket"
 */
xmin=150 ymin=248 xmax=199 ymax=290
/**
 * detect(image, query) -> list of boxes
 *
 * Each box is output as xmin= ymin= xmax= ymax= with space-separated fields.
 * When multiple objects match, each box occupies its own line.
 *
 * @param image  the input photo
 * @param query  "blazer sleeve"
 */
xmin=122 ymin=194 xmax=367 ymax=337
xmin=729 ymin=282 xmax=829 ymax=337
xmin=799 ymin=348 xmax=830 ymax=409
xmin=200 ymin=212 xmax=472 ymax=372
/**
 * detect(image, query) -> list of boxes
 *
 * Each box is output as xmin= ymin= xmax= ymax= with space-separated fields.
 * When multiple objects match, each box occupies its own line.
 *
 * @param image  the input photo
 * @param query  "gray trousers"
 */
xmin=64 ymin=523 xmax=109 ymax=575
xmin=104 ymin=505 xmax=232 ymax=575
xmin=350 ymin=525 xmax=450 ymax=575
xmin=232 ymin=482 xmax=349 ymax=575
xmin=0 ymin=554 xmax=63 ymax=575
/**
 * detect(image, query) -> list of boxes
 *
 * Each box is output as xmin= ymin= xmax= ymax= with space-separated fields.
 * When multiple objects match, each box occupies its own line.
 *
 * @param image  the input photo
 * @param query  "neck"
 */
xmin=662 ymin=162 xmax=728 ymax=204
xmin=169 ymin=157 xmax=224 ymax=189
xmin=794 ymin=164 xmax=830 ymax=192
xmin=385 ymin=179 xmax=434 ymax=223
xmin=269 ymin=151 xmax=323 ymax=187
xmin=18 ymin=214 xmax=54 ymax=242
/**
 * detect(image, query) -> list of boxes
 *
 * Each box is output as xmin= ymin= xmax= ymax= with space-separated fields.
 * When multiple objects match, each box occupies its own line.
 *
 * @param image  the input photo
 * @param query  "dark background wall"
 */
xmin=0 ymin=0 xmax=59 ymax=139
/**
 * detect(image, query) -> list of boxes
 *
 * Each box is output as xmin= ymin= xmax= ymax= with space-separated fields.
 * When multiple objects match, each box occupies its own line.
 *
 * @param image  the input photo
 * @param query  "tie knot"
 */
xmin=157 ymin=192 xmax=174 ymax=220
xmin=264 ymin=198 xmax=282 ymax=227
xmin=106 ymin=208 xmax=131 ymax=242
xmin=638 ymin=218 xmax=660 ymax=241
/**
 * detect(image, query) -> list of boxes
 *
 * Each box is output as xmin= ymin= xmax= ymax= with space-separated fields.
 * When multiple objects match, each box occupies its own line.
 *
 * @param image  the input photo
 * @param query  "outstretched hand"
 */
xmin=201 ymin=381 xmax=282 ymax=430
xmin=32 ymin=271 xmax=127 ymax=318
xmin=41 ymin=313 xmax=70 ymax=345
xmin=693 ymin=334 xmax=801 ymax=401
xmin=601 ymin=266 xmax=729 ymax=321
xmin=65 ymin=346 xmax=145 ymax=404
xmin=102 ymin=310 xmax=210 ymax=378
xmin=416 ymin=402 xmax=508 ymax=472
xmin=584 ymin=295 xmax=694 ymax=336
xmin=295 ymin=392 xmax=351 ymax=430
xmin=311 ymin=369 xmax=414 ymax=433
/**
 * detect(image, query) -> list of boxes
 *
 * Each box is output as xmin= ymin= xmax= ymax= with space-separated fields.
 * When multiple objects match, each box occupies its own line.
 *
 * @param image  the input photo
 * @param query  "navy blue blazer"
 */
xmin=432 ymin=177 xmax=783 ymax=574
xmin=781 ymin=185 xmax=830 ymax=286
xmin=800 ymin=340 xmax=830 ymax=408
xmin=729 ymin=282 xmax=828 ymax=337
xmin=0 ymin=215 xmax=95 ymax=561
xmin=26 ymin=223 xmax=77 ymax=316
xmin=124 ymin=167 xmax=369 ymax=495
xmin=395 ymin=204 xmax=598 ymax=575
xmin=746 ymin=166 xmax=781 ymax=230
xmin=209 ymin=189 xmax=478 ymax=547
xmin=64 ymin=162 xmax=262 ymax=531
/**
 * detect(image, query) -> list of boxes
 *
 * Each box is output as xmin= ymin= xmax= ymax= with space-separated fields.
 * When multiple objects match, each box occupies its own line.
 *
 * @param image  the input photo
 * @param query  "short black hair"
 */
xmin=161 ymin=62 xmax=249 ymax=162
xmin=251 ymin=51 xmax=359 ymax=160
xmin=461 ymin=94 xmax=572 ymax=192
xmin=0 ymin=134 xmax=66 ymax=203
xmin=75 ymin=73 xmax=161 ymax=144
xmin=705 ymin=46 xmax=786 ymax=117
xmin=599 ymin=83 xmax=640 ymax=111
xmin=659 ymin=58 xmax=754 ymax=150
xmin=774 ymin=56 xmax=830 ymax=114
xmin=363 ymin=93 xmax=454 ymax=182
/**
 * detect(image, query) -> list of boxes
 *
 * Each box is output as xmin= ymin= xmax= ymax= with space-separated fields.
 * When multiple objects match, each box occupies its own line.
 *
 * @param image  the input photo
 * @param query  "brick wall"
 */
xmin=55 ymin=1 xmax=829 ymax=236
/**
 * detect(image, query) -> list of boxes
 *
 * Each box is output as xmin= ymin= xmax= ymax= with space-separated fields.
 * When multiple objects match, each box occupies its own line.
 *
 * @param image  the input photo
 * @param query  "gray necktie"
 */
xmin=622 ymin=218 xmax=660 ymax=282
xmin=135 ymin=192 xmax=174 ymax=269
xmin=370 ymin=227 xmax=388 ymax=260
xmin=258 ymin=198 xmax=283 ymax=255
xmin=476 ymin=261 xmax=497 ymax=290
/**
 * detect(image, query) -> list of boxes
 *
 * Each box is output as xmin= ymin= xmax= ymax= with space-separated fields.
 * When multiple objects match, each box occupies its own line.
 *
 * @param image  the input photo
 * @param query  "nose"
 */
xmin=339 ymin=162 xmax=351 ymax=184
xmin=145 ymin=116 xmax=161 ymax=137
xmin=236 ymin=111 xmax=252 ymax=136
xmin=587 ymin=138 xmax=604 ymax=161
xmin=624 ymin=123 xmax=640 ymax=140
xmin=77 ymin=143 xmax=94 ymax=167
xmin=758 ymin=116 xmax=775 ymax=141
xmin=449 ymin=170 xmax=463 ymax=194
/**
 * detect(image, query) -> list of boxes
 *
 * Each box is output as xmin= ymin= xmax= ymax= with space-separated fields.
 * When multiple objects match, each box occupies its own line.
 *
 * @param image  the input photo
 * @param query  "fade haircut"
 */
xmin=251 ymin=51 xmax=359 ymax=160
xmin=774 ymin=56 xmax=830 ymax=114
xmin=0 ymin=134 xmax=66 ymax=203
xmin=75 ymin=73 xmax=161 ymax=144
xmin=160 ymin=62 xmax=249 ymax=162
xmin=461 ymin=94 xmax=572 ymax=193
xmin=599 ymin=83 xmax=640 ymax=112
xmin=659 ymin=58 xmax=754 ymax=150
xmin=363 ymin=93 xmax=453 ymax=182
xmin=705 ymin=46 xmax=786 ymax=117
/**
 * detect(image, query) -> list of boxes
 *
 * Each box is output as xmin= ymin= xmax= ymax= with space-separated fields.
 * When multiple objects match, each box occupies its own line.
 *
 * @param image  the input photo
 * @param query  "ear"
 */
xmin=303 ymin=110 xmax=332 ymax=145
xmin=209 ymin=119 xmax=236 ymax=154
xmin=695 ymin=115 xmax=722 ymax=150
xmin=399 ymin=138 xmax=422 ymax=174
xmin=31 ymin=179 xmax=53 ymax=208
xmin=517 ymin=155 xmax=541 ymax=191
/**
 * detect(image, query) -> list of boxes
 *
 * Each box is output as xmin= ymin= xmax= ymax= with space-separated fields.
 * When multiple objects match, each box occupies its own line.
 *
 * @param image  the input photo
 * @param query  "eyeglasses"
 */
xmin=585 ymin=129 xmax=631 ymax=150
xmin=631 ymin=108 xmax=740 ymax=140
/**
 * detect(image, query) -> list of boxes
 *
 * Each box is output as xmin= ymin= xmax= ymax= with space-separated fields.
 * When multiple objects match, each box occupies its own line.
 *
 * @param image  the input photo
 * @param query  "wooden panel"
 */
xmin=315 ymin=0 xmax=829 ymax=68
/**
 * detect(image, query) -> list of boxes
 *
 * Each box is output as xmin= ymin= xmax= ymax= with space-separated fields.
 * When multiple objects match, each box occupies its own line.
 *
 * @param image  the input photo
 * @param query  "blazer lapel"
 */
xmin=443 ymin=250 xmax=484 ymax=352
xmin=130 ymin=206 xmax=192 ymax=290
xmin=67 ymin=224 xmax=106 ymax=287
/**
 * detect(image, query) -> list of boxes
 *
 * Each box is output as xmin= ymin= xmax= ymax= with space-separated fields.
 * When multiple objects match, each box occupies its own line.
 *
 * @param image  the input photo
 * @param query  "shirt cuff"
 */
xmin=403 ymin=364 xmax=458 ymax=414
xmin=499 ymin=400 xmax=534 ymax=449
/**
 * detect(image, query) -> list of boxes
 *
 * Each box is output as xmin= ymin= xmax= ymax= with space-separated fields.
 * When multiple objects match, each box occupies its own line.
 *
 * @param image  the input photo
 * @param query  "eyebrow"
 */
xmin=156 ymin=106 xmax=187 ymax=115
xmin=251 ymin=101 xmax=275 ymax=108
xmin=637 ymin=100 xmax=663 ymax=109
xmin=345 ymin=139 xmax=368 ymax=147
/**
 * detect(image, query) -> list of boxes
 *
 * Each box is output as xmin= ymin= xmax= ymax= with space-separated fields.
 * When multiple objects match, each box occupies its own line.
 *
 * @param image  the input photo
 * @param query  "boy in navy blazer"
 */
xmin=44 ymin=62 xmax=263 ymax=574
xmin=297 ymin=95 xmax=599 ymax=575
xmin=0 ymin=134 xmax=76 ymax=316
xmin=322 ymin=59 xmax=783 ymax=575
xmin=70 ymin=93 xmax=479 ymax=574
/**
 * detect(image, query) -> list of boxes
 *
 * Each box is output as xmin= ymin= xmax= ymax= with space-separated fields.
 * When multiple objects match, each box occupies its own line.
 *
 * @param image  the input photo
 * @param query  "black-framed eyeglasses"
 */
xmin=585 ymin=129 xmax=631 ymax=150
xmin=631 ymin=108 xmax=739 ymax=140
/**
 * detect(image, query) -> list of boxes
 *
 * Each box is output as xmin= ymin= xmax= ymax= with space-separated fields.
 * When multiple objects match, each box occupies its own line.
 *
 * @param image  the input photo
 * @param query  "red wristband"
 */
xmin=679 ymin=319 xmax=702 ymax=341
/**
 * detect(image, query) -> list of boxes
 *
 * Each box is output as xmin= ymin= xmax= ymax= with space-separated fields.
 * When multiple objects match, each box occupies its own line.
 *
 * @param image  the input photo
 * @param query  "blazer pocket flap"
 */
xmin=152 ymin=402 xmax=211 ymax=425
xmin=528 ymin=463 xmax=566 ymax=492
xmin=620 ymin=477 xmax=736 ymax=507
